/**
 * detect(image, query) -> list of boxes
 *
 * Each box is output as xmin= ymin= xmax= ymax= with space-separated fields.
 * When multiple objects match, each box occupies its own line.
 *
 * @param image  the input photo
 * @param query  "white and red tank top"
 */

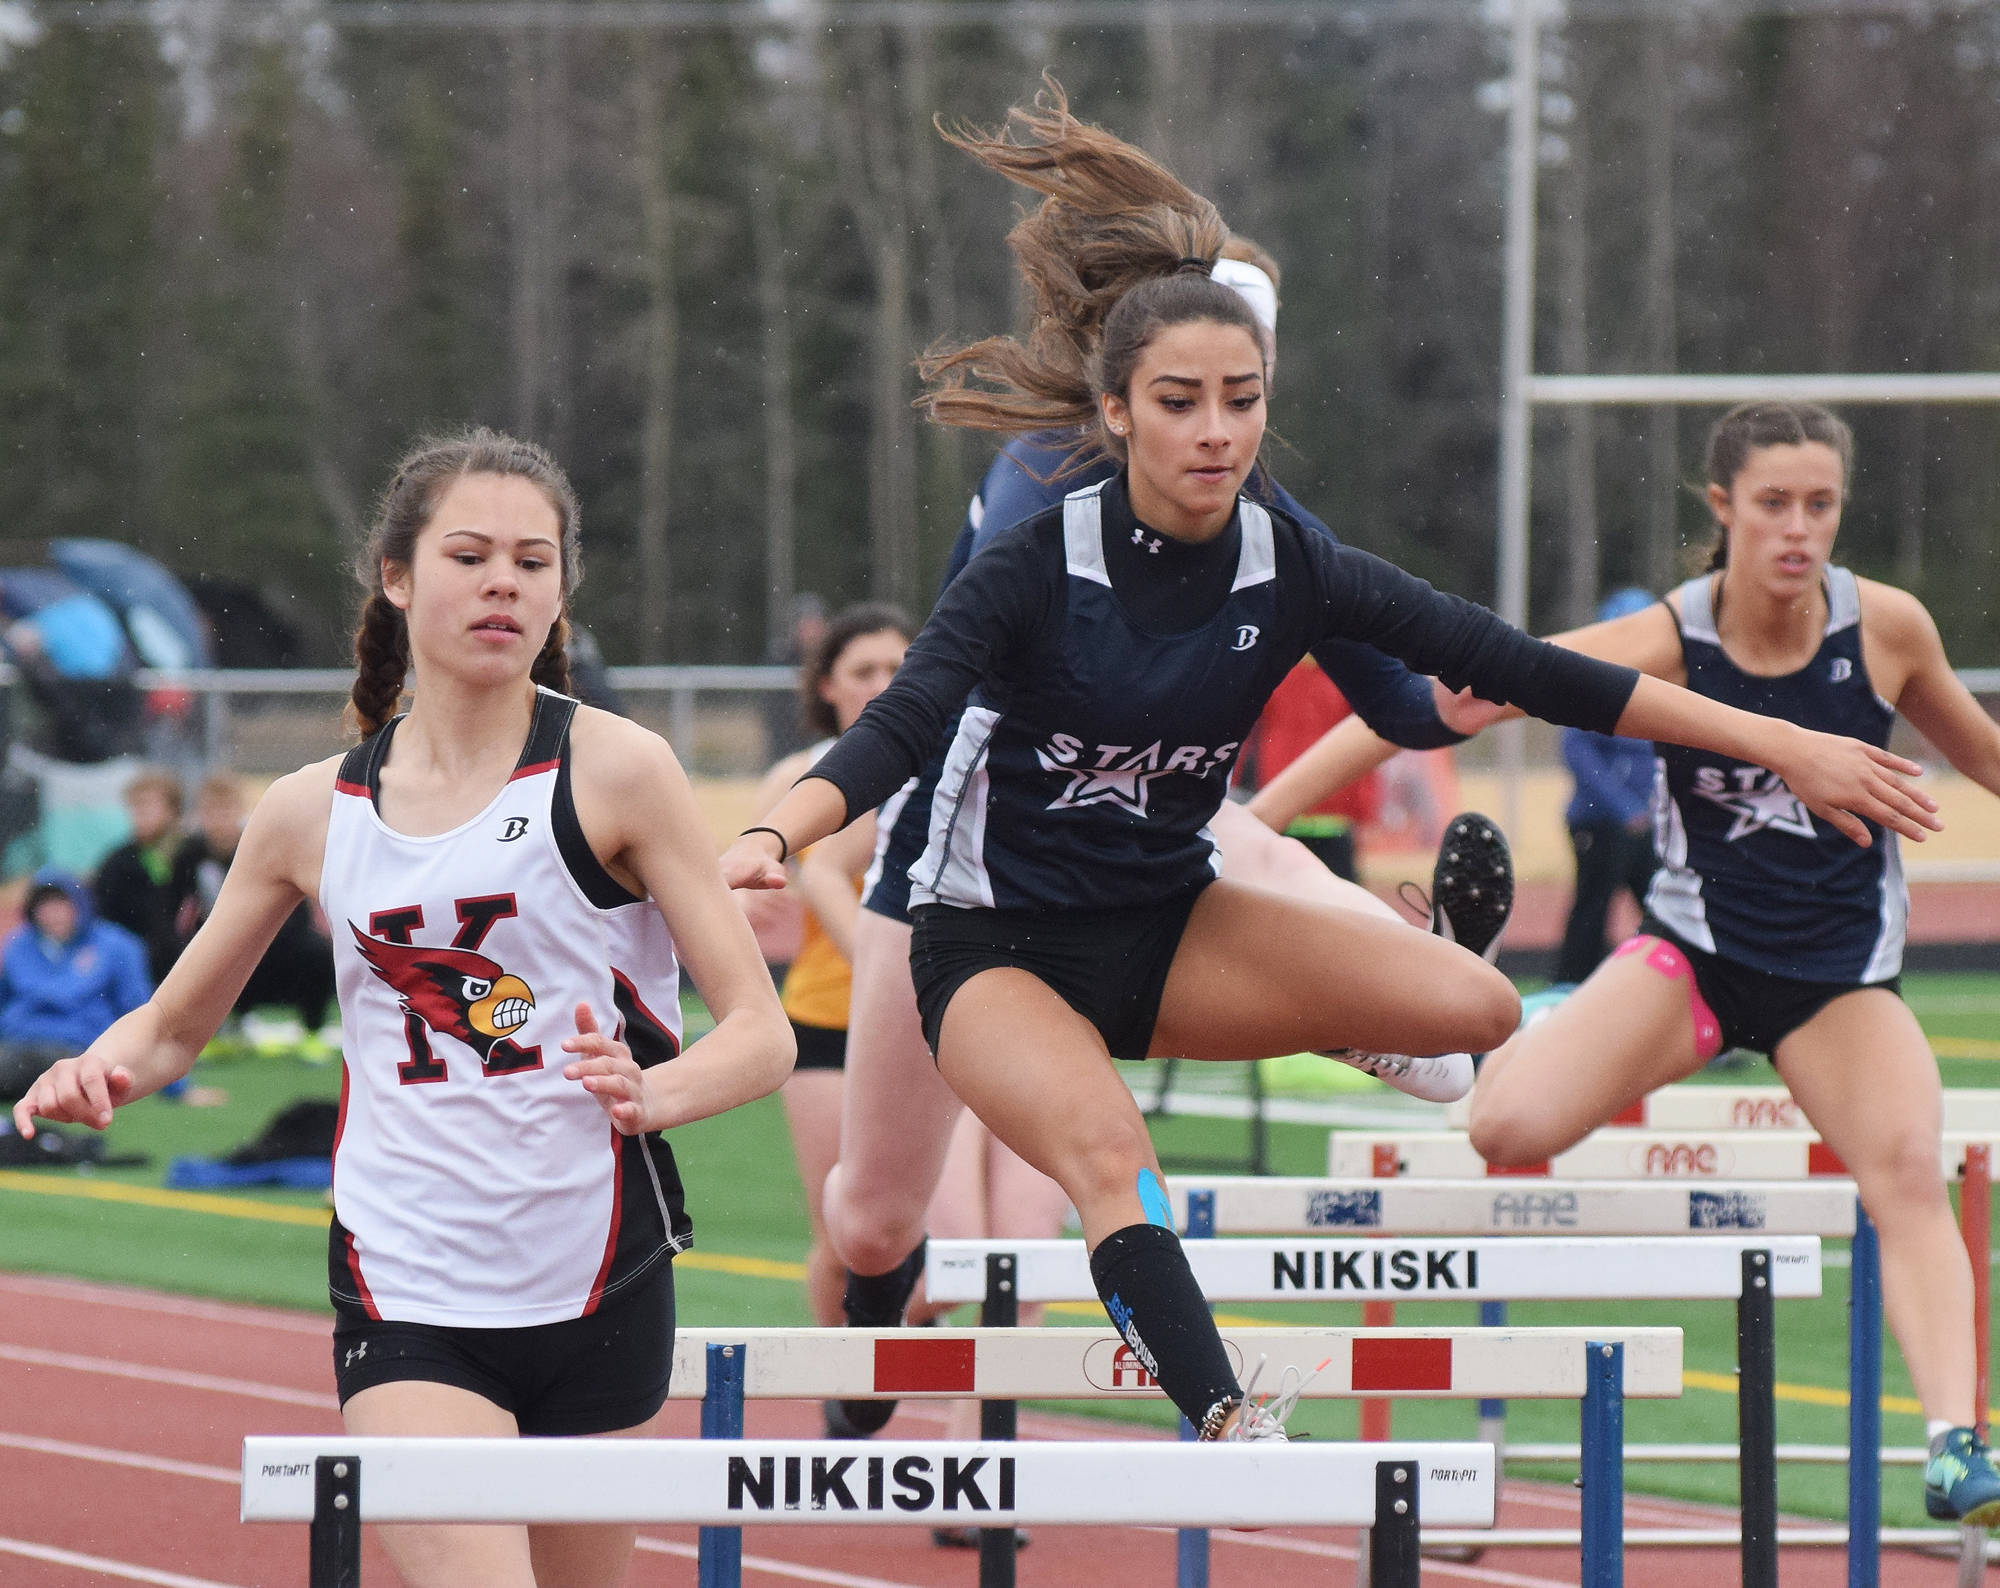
xmin=321 ymin=689 xmax=690 ymax=1328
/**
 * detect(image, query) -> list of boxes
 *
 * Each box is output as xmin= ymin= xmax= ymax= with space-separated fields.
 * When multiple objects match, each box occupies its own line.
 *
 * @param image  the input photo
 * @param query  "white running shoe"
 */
xmin=1219 ymin=1355 xmax=1329 ymax=1443
xmin=1321 ymin=1047 xmax=1474 ymax=1104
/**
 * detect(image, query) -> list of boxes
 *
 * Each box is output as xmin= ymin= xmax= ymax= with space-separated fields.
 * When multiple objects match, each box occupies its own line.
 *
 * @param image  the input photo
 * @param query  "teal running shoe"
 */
xmin=1924 ymin=1427 xmax=2000 ymax=1525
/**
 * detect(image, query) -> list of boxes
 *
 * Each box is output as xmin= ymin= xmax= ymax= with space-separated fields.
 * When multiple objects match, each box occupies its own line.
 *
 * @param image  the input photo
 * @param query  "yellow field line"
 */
xmin=1934 ymin=1037 xmax=2000 ymax=1061
xmin=0 ymin=1171 xmax=1979 ymax=1419
xmin=0 ymin=1170 xmax=332 ymax=1225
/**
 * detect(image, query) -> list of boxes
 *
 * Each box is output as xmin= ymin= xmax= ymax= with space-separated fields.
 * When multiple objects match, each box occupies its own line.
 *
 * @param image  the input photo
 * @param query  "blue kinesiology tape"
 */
xmin=1137 ymin=1167 xmax=1174 ymax=1230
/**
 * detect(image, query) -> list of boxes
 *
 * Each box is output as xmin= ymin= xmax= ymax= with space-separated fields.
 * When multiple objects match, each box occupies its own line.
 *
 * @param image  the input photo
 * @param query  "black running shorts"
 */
xmin=331 ymin=1256 xmax=675 ymax=1436
xmin=1642 ymin=916 xmax=1902 ymax=1058
xmin=909 ymin=881 xmax=1211 ymax=1063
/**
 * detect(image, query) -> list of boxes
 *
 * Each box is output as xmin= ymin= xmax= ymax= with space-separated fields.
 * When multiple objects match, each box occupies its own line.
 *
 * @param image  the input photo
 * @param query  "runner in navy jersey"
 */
xmin=15 ymin=430 xmax=793 ymax=1585
xmin=1254 ymin=400 xmax=2000 ymax=1515
xmin=826 ymin=228 xmax=1496 ymax=1442
xmin=721 ymin=89 xmax=1934 ymax=1444
xmin=1454 ymin=403 xmax=2000 ymax=1522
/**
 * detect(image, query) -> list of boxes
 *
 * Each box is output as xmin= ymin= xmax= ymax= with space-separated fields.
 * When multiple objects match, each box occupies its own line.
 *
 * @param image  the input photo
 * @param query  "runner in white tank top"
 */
xmin=325 ymin=686 xmax=691 ymax=1327
xmin=13 ymin=430 xmax=794 ymax=1588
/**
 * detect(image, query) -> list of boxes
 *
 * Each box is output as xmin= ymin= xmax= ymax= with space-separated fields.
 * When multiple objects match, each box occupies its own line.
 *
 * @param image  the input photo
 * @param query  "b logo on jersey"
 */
xmin=1232 ymin=625 xmax=1260 ymax=651
xmin=350 ymin=924 xmax=540 ymax=1070
xmin=1691 ymin=765 xmax=1816 ymax=842
xmin=1034 ymin=734 xmax=1239 ymax=817
xmin=498 ymin=816 xmax=530 ymax=841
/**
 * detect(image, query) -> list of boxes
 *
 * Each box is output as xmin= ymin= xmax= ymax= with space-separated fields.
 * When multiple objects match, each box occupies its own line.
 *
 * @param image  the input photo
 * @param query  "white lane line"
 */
xmin=0 ymin=1342 xmax=338 ymax=1409
xmin=0 ymin=1430 xmax=238 ymax=1485
xmin=0 ymin=1273 xmax=329 ymax=1335
xmin=1197 ymin=1528 xmax=1578 ymax=1588
xmin=0 ymin=1537 xmax=250 ymax=1588
xmin=638 ymin=1536 xmax=931 ymax=1587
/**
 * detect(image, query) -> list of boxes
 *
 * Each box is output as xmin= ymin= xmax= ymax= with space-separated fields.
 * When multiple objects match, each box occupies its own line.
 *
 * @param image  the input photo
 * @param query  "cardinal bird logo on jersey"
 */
xmin=349 ymin=923 xmax=540 ymax=1071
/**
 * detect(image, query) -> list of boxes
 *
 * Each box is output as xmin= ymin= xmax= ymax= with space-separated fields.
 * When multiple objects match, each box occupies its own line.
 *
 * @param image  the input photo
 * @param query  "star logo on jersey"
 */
xmin=349 ymin=925 xmax=539 ymax=1059
xmin=1042 ymin=742 xmax=1166 ymax=816
xmin=1692 ymin=767 xmax=1817 ymax=842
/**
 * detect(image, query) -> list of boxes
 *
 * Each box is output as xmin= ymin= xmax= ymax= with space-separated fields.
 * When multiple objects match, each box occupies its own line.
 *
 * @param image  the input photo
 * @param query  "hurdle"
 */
xmin=1325 ymin=1126 xmax=2000 ymax=1180
xmin=1445 ymin=1084 xmax=2000 ymax=1133
xmin=674 ymin=1323 xmax=1673 ymax=1588
xmin=930 ymin=1235 xmax=1813 ymax=1588
xmin=241 ymin=1433 xmax=1497 ymax=1588
xmin=1159 ymin=1177 xmax=1928 ymax=1587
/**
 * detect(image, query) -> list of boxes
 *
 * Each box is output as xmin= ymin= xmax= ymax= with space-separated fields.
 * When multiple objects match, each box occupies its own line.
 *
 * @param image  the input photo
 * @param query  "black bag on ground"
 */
xmin=224 ymin=1099 xmax=338 ymax=1166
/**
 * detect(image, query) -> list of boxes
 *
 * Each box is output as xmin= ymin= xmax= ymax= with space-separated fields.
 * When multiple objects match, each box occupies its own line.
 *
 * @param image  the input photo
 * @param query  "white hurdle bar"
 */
xmin=1445 ymin=1084 xmax=2000 ymax=1133
xmin=925 ymin=1234 xmax=1821 ymax=1303
xmin=1327 ymin=1127 xmax=2000 ymax=1180
xmin=1166 ymin=1176 xmax=1858 ymax=1238
xmin=930 ymin=1235 xmax=1810 ymax=1588
xmin=242 ymin=1435 xmax=1496 ymax=1588
xmin=663 ymin=1324 xmax=1684 ymax=1401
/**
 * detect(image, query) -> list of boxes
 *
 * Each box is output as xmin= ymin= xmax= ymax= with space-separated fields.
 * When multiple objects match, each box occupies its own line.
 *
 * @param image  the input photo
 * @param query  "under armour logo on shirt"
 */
xmin=1131 ymin=527 xmax=1162 ymax=554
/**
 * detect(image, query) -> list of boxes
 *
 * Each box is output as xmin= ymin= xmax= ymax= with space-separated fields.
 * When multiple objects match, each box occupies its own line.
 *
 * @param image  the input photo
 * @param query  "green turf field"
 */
xmin=3 ymin=971 xmax=1997 ymax=1528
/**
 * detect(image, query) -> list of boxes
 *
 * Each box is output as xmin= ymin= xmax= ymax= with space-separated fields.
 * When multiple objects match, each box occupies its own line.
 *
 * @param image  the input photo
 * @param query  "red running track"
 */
xmin=0 ymin=1269 xmax=1980 ymax=1587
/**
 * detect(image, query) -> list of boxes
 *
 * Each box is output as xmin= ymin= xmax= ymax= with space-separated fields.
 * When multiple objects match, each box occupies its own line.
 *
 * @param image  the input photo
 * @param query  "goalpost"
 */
xmin=1491 ymin=0 xmax=2000 ymax=841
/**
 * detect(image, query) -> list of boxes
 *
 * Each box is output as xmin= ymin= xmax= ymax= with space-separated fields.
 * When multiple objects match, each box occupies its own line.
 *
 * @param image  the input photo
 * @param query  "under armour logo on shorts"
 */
xmin=344 ymin=1342 xmax=368 ymax=1368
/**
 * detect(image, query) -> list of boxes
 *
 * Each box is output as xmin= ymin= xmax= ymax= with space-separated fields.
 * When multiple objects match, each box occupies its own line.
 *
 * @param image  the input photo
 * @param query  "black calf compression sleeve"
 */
xmin=842 ymin=1241 xmax=926 ymax=1328
xmin=1089 ymin=1222 xmax=1242 ymax=1430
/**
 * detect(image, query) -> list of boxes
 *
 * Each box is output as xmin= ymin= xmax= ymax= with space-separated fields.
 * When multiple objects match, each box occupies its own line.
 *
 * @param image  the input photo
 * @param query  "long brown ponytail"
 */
xmin=349 ymin=427 xmax=582 ymax=737
xmin=919 ymin=79 xmax=1231 ymax=461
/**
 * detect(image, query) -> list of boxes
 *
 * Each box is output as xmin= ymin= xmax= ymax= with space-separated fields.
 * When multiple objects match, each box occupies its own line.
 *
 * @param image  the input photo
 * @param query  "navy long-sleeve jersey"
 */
xmin=818 ymin=475 xmax=1638 ymax=912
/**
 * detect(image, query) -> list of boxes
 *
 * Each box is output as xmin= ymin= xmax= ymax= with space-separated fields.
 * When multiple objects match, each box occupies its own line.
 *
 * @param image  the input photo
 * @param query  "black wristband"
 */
xmin=739 ymin=825 xmax=790 ymax=864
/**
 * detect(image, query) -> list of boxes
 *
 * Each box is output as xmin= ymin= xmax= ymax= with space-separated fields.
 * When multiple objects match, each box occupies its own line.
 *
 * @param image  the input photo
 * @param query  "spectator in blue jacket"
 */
xmin=0 ymin=868 xmax=151 ymax=1101
xmin=1554 ymin=588 xmax=1662 ymax=987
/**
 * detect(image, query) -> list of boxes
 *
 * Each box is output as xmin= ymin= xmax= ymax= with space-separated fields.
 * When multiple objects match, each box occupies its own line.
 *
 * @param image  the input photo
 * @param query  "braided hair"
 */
xmin=349 ymin=428 xmax=582 ymax=737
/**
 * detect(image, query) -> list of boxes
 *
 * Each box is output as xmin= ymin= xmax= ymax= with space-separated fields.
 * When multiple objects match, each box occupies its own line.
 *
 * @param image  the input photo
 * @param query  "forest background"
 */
xmin=5 ymin=0 xmax=1999 ymax=668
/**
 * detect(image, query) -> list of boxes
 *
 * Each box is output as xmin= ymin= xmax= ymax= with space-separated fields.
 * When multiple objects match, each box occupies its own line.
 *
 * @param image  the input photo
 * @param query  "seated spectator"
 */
xmin=173 ymin=771 xmax=336 ymax=1046
xmin=0 ymin=869 xmax=151 ymax=1102
xmin=93 ymin=768 xmax=185 ymax=985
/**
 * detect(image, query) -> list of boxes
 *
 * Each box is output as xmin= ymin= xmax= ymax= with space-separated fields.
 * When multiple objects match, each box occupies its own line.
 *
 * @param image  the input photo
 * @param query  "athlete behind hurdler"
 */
xmin=13 ymin=429 xmax=794 ymax=1587
xmin=719 ymin=99 xmax=1936 ymax=1441
xmin=1455 ymin=401 xmax=2000 ymax=1524
xmin=815 ymin=96 xmax=1517 ymax=1446
xmin=742 ymin=607 xmax=914 ymax=1362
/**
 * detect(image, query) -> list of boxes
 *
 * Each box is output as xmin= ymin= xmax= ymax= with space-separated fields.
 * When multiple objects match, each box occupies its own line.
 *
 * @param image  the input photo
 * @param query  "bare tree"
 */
xmin=631 ymin=34 xmax=677 ymax=665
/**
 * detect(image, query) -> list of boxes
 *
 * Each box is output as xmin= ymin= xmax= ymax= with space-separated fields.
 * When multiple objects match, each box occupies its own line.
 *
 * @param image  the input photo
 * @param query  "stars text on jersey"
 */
xmin=1692 ymin=764 xmax=1817 ymax=841
xmin=1034 ymin=734 xmax=1239 ymax=817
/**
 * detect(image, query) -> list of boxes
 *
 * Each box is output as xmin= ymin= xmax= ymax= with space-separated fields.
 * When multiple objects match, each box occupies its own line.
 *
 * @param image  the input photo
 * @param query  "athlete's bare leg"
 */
xmin=930 ymin=1113 xmax=1072 ymax=1439
xmin=1468 ymin=949 xmax=1710 ymax=1165
xmin=1208 ymin=799 xmax=1399 ymax=921
xmin=342 ymin=1382 xmax=654 ymax=1588
xmin=777 ymin=1066 xmax=845 ymax=1326
xmin=1149 ymin=879 xmax=1517 ymax=1063
xmin=935 ymin=967 xmax=1160 ymax=1246
xmin=1776 ymin=990 xmax=1975 ymax=1425
xmin=822 ymin=908 xmax=963 ymax=1277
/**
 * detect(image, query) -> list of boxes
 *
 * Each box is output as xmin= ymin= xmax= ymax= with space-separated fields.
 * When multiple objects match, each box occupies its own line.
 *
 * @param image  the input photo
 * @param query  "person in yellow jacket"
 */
xmin=747 ymin=604 xmax=912 ymax=1334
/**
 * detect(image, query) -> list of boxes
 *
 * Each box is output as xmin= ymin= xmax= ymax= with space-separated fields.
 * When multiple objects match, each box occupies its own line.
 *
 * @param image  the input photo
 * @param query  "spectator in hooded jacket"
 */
xmin=0 ymin=869 xmax=151 ymax=1101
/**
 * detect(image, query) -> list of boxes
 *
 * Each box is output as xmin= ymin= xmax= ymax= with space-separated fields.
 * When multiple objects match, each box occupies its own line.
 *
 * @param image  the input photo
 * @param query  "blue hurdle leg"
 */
xmin=1175 ymin=1416 xmax=1210 ymax=1588
xmin=1848 ymin=1202 xmax=1882 ymax=1588
xmin=1478 ymin=1299 xmax=1509 ymax=1457
xmin=1580 ymin=1341 xmax=1624 ymax=1588
xmin=698 ymin=1342 xmax=746 ymax=1588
